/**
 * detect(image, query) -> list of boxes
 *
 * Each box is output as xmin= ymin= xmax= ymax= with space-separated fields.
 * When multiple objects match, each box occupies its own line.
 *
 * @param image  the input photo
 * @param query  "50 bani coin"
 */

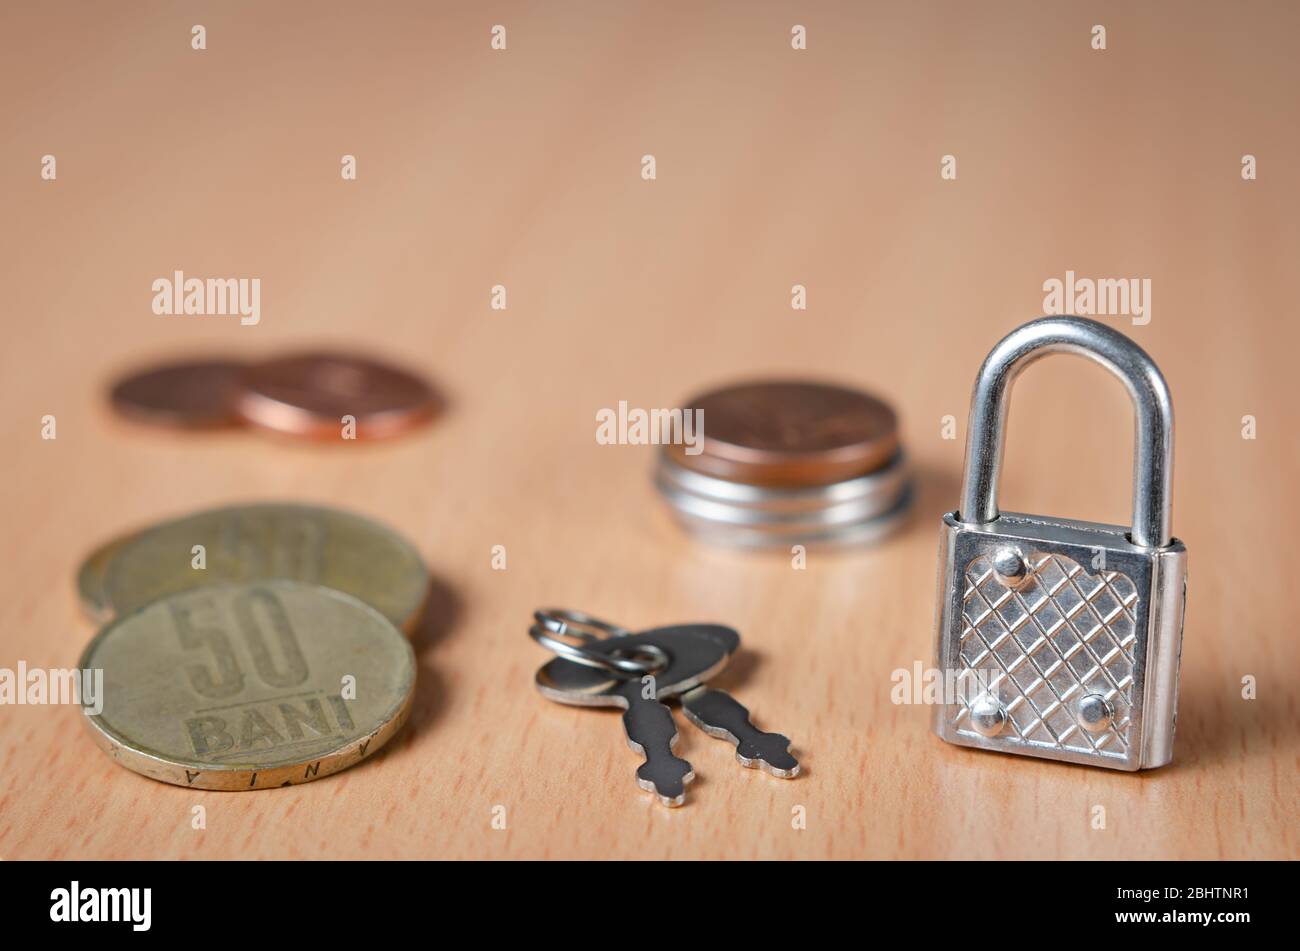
xmin=96 ymin=503 xmax=429 ymax=633
xmin=79 ymin=580 xmax=416 ymax=791
xmin=76 ymin=530 xmax=141 ymax=625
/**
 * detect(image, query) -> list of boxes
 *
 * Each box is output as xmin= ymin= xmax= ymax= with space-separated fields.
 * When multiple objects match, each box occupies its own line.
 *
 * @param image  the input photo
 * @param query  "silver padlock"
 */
xmin=932 ymin=316 xmax=1187 ymax=770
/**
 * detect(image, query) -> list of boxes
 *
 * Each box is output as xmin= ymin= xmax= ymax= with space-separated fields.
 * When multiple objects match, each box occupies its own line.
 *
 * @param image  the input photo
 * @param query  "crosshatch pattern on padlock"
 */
xmin=954 ymin=551 xmax=1138 ymax=760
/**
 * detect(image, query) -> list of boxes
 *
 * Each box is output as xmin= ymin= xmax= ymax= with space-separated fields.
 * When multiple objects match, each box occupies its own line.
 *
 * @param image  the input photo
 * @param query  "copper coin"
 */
xmin=664 ymin=380 xmax=899 ymax=486
xmin=109 ymin=360 xmax=245 ymax=429
xmin=236 ymin=352 xmax=437 ymax=441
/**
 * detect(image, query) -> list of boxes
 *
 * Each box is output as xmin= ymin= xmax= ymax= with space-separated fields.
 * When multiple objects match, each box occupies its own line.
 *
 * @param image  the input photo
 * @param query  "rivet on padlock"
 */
xmin=931 ymin=316 xmax=1188 ymax=771
xmin=990 ymin=546 xmax=1031 ymax=589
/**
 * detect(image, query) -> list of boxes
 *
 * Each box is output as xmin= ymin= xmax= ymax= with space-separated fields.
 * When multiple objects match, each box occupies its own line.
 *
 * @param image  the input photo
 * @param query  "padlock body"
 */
xmin=931 ymin=511 xmax=1186 ymax=770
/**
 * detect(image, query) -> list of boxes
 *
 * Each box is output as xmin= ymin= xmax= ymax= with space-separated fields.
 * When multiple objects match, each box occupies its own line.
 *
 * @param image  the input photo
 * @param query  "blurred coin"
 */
xmin=79 ymin=580 xmax=415 ymax=790
xmin=98 ymin=503 xmax=428 ymax=633
xmin=237 ymin=352 xmax=436 ymax=441
xmin=656 ymin=452 xmax=910 ymax=531
xmin=665 ymin=380 xmax=899 ymax=486
xmin=109 ymin=360 xmax=245 ymax=429
xmin=77 ymin=531 xmax=141 ymax=624
xmin=657 ymin=450 xmax=910 ymax=515
xmin=663 ymin=483 xmax=914 ymax=550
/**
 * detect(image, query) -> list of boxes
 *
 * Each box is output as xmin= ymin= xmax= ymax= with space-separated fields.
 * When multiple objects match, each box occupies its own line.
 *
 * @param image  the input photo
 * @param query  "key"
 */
xmin=536 ymin=624 xmax=739 ymax=807
xmin=680 ymin=685 xmax=800 ymax=778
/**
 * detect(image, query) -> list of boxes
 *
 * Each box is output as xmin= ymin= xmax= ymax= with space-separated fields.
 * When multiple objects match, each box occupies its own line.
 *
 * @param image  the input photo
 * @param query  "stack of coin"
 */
xmin=655 ymin=381 xmax=913 ymax=548
xmin=108 ymin=352 xmax=438 ymax=441
xmin=75 ymin=503 xmax=426 ymax=790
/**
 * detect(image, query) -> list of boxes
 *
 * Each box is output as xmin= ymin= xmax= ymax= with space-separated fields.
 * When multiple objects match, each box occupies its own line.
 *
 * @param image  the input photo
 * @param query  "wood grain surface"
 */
xmin=1 ymin=1 xmax=1296 ymax=860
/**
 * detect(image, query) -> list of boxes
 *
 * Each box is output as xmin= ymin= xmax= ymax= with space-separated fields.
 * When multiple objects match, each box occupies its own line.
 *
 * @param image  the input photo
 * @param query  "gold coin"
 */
xmin=97 ymin=503 xmax=428 ymax=633
xmin=79 ymin=580 xmax=416 ymax=790
xmin=76 ymin=531 xmax=140 ymax=624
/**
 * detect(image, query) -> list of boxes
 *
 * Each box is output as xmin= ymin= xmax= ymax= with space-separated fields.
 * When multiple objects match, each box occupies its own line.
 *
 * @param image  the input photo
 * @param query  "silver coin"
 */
xmin=657 ymin=451 xmax=910 ymax=517
xmin=663 ymin=483 xmax=914 ymax=549
xmin=655 ymin=445 xmax=914 ymax=547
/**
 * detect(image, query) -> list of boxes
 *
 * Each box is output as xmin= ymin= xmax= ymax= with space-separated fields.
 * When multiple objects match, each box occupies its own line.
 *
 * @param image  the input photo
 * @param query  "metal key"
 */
xmin=680 ymin=685 xmax=799 ymax=778
xmin=535 ymin=620 xmax=798 ymax=805
xmin=536 ymin=624 xmax=736 ymax=806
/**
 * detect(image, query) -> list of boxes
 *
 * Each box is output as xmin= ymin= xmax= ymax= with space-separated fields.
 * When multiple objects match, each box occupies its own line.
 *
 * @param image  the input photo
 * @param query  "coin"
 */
xmin=662 ymin=486 xmax=914 ymax=549
xmin=236 ymin=352 xmax=436 ymax=440
xmin=655 ymin=450 xmax=914 ymax=549
xmin=664 ymin=380 xmax=899 ymax=486
xmin=97 ymin=503 xmax=428 ymax=632
xmin=76 ymin=531 xmax=141 ymax=624
xmin=656 ymin=450 xmax=910 ymax=523
xmin=79 ymin=580 xmax=415 ymax=790
xmin=109 ymin=360 xmax=245 ymax=429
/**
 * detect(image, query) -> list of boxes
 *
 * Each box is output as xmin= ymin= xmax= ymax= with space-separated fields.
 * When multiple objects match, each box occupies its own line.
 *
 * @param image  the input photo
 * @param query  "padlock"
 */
xmin=931 ymin=316 xmax=1187 ymax=770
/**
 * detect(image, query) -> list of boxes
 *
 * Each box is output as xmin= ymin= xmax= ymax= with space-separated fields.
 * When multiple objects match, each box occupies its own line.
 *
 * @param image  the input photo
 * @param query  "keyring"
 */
xmin=529 ymin=609 xmax=667 ymax=676
xmin=528 ymin=624 xmax=668 ymax=676
xmin=534 ymin=609 xmax=632 ymax=642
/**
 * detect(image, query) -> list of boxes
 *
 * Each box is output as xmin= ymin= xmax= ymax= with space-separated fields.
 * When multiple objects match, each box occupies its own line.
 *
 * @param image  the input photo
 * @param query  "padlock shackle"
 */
xmin=957 ymin=316 xmax=1174 ymax=549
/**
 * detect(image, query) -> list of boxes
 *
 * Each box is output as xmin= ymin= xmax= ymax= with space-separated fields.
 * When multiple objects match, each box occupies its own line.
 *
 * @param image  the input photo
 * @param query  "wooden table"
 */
xmin=1 ymin=1 xmax=1295 ymax=860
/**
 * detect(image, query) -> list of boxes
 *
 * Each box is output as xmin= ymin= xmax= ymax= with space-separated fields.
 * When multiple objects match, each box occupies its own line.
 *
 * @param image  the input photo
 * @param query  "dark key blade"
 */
xmin=681 ymin=686 xmax=800 ymax=778
xmin=612 ymin=681 xmax=694 ymax=806
xmin=535 ymin=624 xmax=737 ymax=807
